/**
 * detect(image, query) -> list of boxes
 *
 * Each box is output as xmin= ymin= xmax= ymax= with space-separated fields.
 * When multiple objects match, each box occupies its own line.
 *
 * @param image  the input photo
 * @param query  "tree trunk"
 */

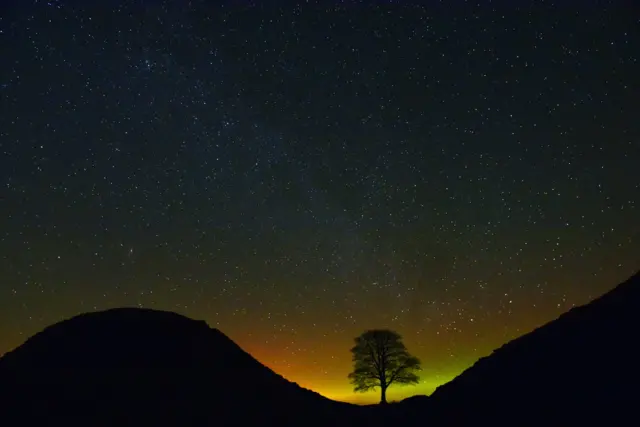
xmin=380 ymin=385 xmax=387 ymax=404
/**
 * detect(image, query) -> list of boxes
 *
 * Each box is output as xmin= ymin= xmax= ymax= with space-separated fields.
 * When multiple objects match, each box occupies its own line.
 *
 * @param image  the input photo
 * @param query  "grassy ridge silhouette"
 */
xmin=0 ymin=271 xmax=637 ymax=426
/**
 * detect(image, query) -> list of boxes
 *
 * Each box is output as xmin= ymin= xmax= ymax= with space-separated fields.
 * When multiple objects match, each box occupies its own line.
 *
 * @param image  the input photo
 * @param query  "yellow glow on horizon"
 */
xmin=256 ymin=359 xmax=462 ymax=404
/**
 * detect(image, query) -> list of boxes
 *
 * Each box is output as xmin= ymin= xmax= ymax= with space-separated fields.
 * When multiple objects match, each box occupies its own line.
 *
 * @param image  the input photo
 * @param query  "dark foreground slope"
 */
xmin=3 ymin=272 xmax=637 ymax=426
xmin=0 ymin=308 xmax=361 ymax=427
xmin=421 ymin=271 xmax=640 ymax=426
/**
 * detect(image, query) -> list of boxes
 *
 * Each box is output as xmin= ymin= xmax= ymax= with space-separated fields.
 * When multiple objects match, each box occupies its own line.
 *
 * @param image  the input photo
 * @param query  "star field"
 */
xmin=1 ymin=1 xmax=639 ymax=403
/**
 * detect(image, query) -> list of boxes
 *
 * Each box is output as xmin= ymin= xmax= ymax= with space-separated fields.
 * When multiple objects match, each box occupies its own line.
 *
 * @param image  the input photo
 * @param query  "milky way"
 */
xmin=1 ymin=1 xmax=638 ymax=403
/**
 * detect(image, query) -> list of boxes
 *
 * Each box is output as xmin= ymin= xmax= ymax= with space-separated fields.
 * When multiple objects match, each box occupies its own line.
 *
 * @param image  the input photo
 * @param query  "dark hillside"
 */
xmin=0 ymin=308 xmax=356 ymax=426
xmin=421 ymin=271 xmax=640 ymax=426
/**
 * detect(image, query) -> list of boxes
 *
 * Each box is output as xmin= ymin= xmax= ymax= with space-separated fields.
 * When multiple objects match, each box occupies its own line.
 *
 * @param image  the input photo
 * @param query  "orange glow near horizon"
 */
xmin=1 ymin=0 xmax=638 ymax=413
xmin=240 ymin=343 xmax=461 ymax=404
xmin=0 ymin=271 xmax=630 ymax=405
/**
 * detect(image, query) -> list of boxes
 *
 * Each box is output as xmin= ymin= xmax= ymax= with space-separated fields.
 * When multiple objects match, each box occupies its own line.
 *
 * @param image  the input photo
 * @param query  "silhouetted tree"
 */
xmin=348 ymin=329 xmax=421 ymax=404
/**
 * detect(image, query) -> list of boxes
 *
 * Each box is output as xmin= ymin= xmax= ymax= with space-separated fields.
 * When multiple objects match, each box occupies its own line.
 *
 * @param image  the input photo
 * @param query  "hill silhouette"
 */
xmin=418 ymin=270 xmax=640 ymax=426
xmin=0 ymin=307 xmax=359 ymax=426
xmin=1 ymin=271 xmax=637 ymax=426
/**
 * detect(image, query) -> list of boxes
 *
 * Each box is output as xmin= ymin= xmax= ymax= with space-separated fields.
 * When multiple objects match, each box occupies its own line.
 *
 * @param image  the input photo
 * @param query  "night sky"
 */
xmin=1 ymin=1 xmax=639 ymax=403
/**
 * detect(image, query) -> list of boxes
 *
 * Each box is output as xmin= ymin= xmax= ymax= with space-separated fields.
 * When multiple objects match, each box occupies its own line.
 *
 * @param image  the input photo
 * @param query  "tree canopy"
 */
xmin=348 ymin=329 xmax=421 ymax=404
